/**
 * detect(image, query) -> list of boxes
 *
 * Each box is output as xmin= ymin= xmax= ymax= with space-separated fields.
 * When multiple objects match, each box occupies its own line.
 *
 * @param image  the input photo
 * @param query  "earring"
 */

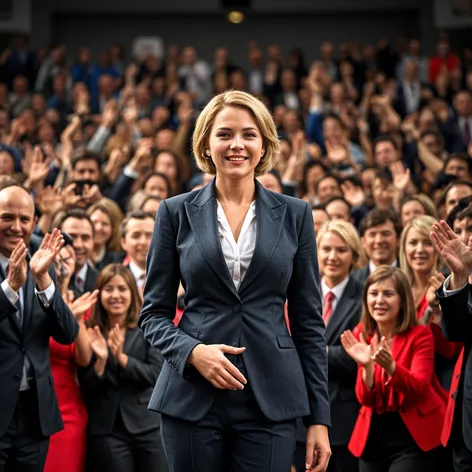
xmin=205 ymin=149 xmax=211 ymax=159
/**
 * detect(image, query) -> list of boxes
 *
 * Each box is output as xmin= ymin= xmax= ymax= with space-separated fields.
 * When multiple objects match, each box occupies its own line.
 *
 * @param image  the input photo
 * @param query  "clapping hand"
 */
xmin=371 ymin=336 xmax=396 ymax=376
xmin=30 ymin=229 xmax=65 ymax=290
xmin=7 ymin=240 xmax=28 ymax=293
xmin=108 ymin=324 xmax=128 ymax=367
xmin=340 ymin=330 xmax=375 ymax=366
xmin=68 ymin=289 xmax=99 ymax=323
xmin=87 ymin=325 xmax=109 ymax=361
xmin=430 ymin=220 xmax=472 ymax=289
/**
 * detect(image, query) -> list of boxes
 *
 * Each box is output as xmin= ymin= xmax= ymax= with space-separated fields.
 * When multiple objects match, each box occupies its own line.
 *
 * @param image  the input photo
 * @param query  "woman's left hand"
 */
xmin=371 ymin=337 xmax=396 ymax=376
xmin=305 ymin=424 xmax=331 ymax=472
xmin=108 ymin=324 xmax=125 ymax=358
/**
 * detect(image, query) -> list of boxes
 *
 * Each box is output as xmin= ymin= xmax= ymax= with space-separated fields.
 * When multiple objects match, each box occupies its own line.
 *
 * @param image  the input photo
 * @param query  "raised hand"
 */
xmin=371 ymin=336 xmax=396 ymax=375
xmin=68 ymin=289 xmax=99 ymax=322
xmin=87 ymin=325 xmax=109 ymax=361
xmin=389 ymin=161 xmax=411 ymax=193
xmin=36 ymin=186 xmax=64 ymax=216
xmin=430 ymin=220 xmax=472 ymax=287
xmin=188 ymin=344 xmax=248 ymax=390
xmin=340 ymin=330 xmax=373 ymax=366
xmin=30 ymin=229 xmax=64 ymax=288
xmin=7 ymin=240 xmax=28 ymax=292
xmin=426 ymin=271 xmax=446 ymax=307
xmin=325 ymin=142 xmax=349 ymax=166
xmin=341 ymin=180 xmax=365 ymax=207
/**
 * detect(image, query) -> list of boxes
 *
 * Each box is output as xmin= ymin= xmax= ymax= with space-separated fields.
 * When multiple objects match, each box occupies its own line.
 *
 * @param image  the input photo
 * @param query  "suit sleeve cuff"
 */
xmin=441 ymin=275 xmax=467 ymax=297
xmin=35 ymin=281 xmax=55 ymax=307
xmin=1 ymin=279 xmax=19 ymax=305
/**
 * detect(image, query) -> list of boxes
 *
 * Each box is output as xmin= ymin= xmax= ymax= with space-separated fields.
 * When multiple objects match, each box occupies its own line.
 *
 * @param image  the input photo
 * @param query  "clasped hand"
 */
xmin=188 ymin=344 xmax=248 ymax=390
xmin=341 ymin=330 xmax=396 ymax=375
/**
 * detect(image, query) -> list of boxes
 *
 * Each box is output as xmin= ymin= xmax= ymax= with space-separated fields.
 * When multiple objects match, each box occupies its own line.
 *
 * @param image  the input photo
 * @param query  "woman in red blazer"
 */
xmin=341 ymin=266 xmax=447 ymax=472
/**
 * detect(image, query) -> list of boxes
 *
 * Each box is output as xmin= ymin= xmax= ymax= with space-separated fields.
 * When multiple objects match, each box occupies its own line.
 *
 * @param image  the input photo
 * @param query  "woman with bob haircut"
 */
xmin=341 ymin=266 xmax=447 ymax=472
xmin=312 ymin=220 xmax=366 ymax=472
xmin=80 ymin=264 xmax=165 ymax=472
xmin=139 ymin=90 xmax=331 ymax=472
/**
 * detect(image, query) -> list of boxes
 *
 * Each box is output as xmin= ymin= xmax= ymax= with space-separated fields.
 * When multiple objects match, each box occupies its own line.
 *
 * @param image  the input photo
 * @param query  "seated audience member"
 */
xmin=80 ymin=264 xmax=166 ymax=472
xmin=87 ymin=198 xmax=124 ymax=270
xmin=352 ymin=209 xmax=402 ymax=285
xmin=341 ymin=266 xmax=447 ymax=472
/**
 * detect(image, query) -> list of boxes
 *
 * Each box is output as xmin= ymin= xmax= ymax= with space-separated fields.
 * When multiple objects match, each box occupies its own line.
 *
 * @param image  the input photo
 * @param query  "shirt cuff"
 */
xmin=442 ymin=274 xmax=467 ymax=296
xmin=1 ymin=279 xmax=19 ymax=305
xmin=36 ymin=281 xmax=55 ymax=307
xmin=123 ymin=165 xmax=139 ymax=179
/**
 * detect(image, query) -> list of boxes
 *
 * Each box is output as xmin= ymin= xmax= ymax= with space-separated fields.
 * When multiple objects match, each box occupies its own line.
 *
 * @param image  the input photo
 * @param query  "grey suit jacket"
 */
xmin=139 ymin=179 xmax=331 ymax=427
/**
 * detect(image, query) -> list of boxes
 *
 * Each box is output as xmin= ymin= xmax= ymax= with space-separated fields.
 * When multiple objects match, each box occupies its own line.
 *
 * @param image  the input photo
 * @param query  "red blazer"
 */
xmin=417 ymin=294 xmax=462 ymax=360
xmin=441 ymin=347 xmax=465 ymax=446
xmin=349 ymin=324 xmax=447 ymax=458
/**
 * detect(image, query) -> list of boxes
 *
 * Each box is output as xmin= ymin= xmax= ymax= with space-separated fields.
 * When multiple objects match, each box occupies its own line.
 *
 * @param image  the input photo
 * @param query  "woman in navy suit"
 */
xmin=139 ymin=90 xmax=331 ymax=472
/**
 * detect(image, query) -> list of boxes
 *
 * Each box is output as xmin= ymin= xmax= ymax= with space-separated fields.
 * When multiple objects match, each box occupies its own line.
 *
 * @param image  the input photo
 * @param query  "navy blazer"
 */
xmin=139 ymin=179 xmax=330 ymax=427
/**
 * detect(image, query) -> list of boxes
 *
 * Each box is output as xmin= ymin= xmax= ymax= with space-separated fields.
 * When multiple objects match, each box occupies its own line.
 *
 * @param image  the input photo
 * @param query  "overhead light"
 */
xmin=227 ymin=11 xmax=244 ymax=23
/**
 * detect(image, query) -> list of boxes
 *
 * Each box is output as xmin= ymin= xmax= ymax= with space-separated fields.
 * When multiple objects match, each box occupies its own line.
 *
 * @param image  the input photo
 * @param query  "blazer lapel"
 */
xmin=238 ymin=182 xmax=286 ymax=295
xmin=0 ymin=264 xmax=22 ymax=336
xmin=325 ymin=278 xmax=357 ymax=342
xmin=124 ymin=327 xmax=140 ymax=353
xmin=392 ymin=331 xmax=407 ymax=359
xmin=185 ymin=180 xmax=240 ymax=300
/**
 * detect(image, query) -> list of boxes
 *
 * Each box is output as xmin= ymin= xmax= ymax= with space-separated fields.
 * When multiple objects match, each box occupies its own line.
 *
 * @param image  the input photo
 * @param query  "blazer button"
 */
xmin=232 ymin=305 xmax=243 ymax=314
xmin=14 ymin=373 xmax=21 ymax=379
xmin=456 ymin=374 xmax=460 ymax=379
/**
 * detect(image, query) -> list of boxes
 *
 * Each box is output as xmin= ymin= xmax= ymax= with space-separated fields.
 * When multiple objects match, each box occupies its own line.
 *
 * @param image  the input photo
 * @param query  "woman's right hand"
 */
xmin=340 ymin=330 xmax=374 ymax=367
xmin=87 ymin=326 xmax=109 ymax=361
xmin=188 ymin=344 xmax=248 ymax=390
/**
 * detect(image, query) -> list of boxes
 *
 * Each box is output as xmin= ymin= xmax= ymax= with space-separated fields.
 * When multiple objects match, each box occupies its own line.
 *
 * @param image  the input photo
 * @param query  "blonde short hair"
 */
xmin=317 ymin=220 xmax=367 ymax=271
xmin=399 ymin=215 xmax=442 ymax=284
xmin=192 ymin=90 xmax=280 ymax=177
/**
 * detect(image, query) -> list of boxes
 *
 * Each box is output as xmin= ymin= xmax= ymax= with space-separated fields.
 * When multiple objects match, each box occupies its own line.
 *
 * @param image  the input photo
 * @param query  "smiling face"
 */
xmin=367 ymin=277 xmax=401 ymax=328
xmin=318 ymin=231 xmax=353 ymax=286
xmin=362 ymin=220 xmax=399 ymax=266
xmin=207 ymin=106 xmax=264 ymax=182
xmin=404 ymin=227 xmax=436 ymax=275
xmin=100 ymin=274 xmax=132 ymax=318
xmin=0 ymin=186 xmax=36 ymax=257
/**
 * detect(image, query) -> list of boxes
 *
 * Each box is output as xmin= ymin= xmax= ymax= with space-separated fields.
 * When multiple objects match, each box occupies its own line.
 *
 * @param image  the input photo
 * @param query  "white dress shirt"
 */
xmin=217 ymin=201 xmax=257 ymax=291
xmin=129 ymin=261 xmax=146 ymax=290
xmin=321 ymin=276 xmax=350 ymax=314
xmin=369 ymin=259 xmax=398 ymax=275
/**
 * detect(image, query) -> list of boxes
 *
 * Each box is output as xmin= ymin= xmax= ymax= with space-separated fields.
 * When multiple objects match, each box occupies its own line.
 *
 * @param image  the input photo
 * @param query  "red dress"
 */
xmin=44 ymin=338 xmax=88 ymax=472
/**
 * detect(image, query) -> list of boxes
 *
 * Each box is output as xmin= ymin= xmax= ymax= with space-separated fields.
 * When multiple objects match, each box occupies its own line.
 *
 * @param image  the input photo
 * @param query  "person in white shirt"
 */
xmin=310 ymin=219 xmax=366 ymax=472
xmin=138 ymin=90 xmax=331 ymax=472
xmin=120 ymin=210 xmax=154 ymax=291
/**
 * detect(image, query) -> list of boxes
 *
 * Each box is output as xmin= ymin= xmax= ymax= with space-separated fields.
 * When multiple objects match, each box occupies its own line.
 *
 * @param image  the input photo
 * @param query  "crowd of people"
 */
xmin=0 ymin=29 xmax=471 ymax=472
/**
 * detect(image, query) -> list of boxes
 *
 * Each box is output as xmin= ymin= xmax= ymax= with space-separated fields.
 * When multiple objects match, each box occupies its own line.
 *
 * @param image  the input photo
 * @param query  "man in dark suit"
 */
xmin=352 ymin=209 xmax=401 ymax=286
xmin=432 ymin=219 xmax=472 ymax=471
xmin=0 ymin=185 xmax=79 ymax=471
xmin=55 ymin=209 xmax=99 ymax=296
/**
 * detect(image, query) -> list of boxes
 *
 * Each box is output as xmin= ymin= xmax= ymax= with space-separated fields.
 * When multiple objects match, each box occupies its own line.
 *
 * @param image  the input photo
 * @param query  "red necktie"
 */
xmin=323 ymin=292 xmax=335 ymax=325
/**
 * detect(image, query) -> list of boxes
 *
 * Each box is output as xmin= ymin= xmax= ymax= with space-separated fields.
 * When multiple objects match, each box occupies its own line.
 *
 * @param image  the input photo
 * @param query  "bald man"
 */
xmin=0 ymin=185 xmax=78 ymax=472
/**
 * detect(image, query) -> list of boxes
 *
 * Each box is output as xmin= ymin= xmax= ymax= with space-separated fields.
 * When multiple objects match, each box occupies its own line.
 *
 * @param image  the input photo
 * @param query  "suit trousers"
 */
xmin=89 ymin=412 xmax=166 ymax=472
xmin=0 ymin=386 xmax=50 ymax=472
xmin=451 ymin=391 xmax=472 ymax=472
xmin=161 ymin=368 xmax=297 ymax=472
